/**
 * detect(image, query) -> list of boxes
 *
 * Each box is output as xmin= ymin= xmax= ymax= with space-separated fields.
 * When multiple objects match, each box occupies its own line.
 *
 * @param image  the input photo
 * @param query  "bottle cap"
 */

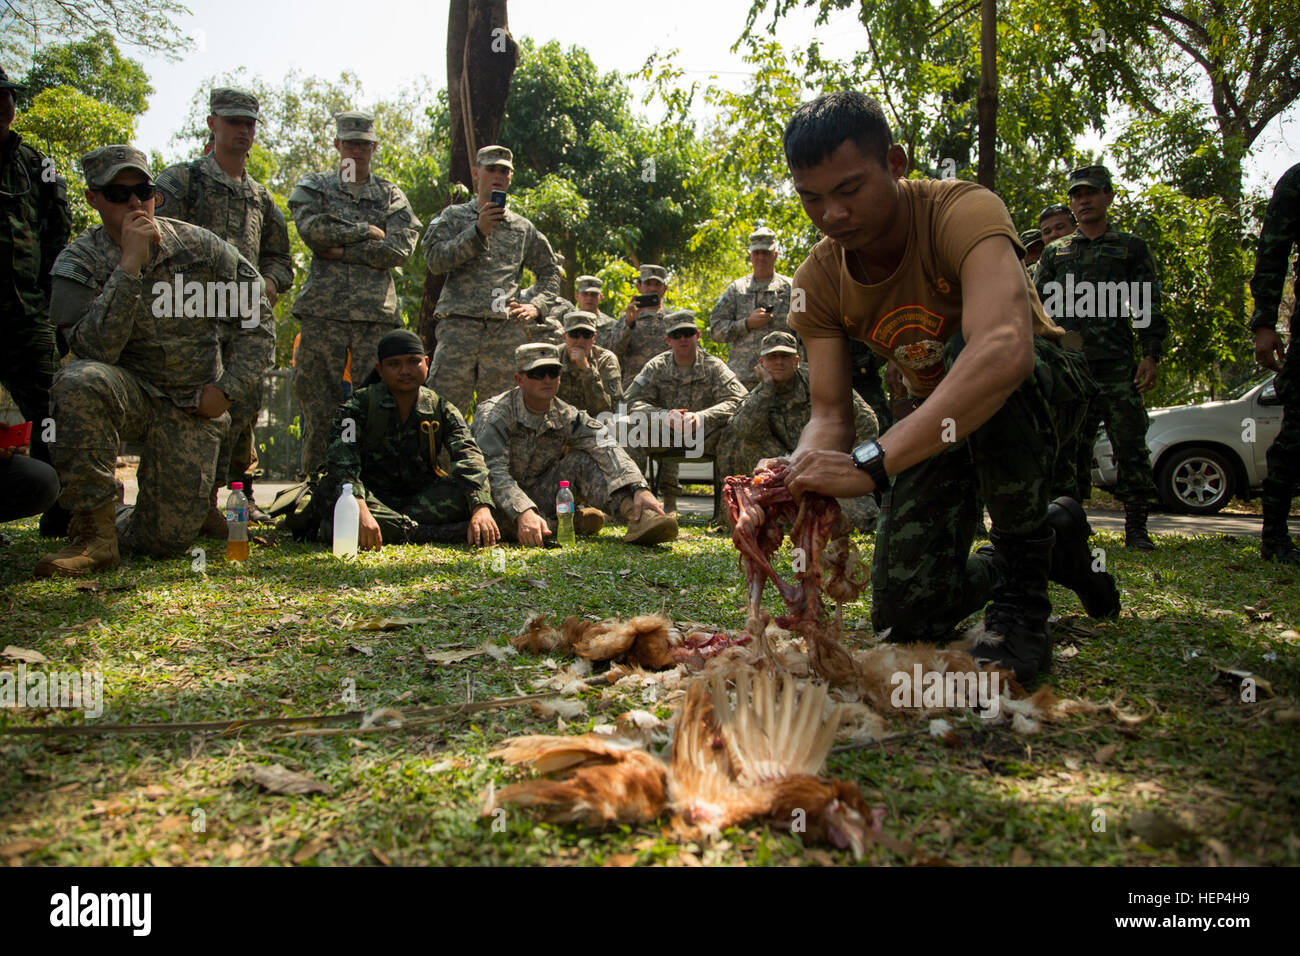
xmin=559 ymin=480 xmax=570 ymax=487
xmin=231 ymin=482 xmax=244 ymax=490
xmin=342 ymin=483 xmax=353 ymax=495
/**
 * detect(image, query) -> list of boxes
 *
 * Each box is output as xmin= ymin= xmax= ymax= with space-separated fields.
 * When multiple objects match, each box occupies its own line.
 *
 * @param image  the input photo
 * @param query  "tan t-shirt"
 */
xmin=790 ymin=178 xmax=1062 ymax=397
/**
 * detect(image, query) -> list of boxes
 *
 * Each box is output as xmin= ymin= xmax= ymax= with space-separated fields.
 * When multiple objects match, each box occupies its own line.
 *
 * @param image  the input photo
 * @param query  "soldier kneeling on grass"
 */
xmin=300 ymin=329 xmax=499 ymax=549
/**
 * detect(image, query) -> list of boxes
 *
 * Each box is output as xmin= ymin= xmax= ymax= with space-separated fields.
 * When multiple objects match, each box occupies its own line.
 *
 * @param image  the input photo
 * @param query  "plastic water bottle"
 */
xmin=333 ymin=483 xmax=360 ymax=558
xmin=225 ymin=482 xmax=250 ymax=562
xmin=555 ymin=481 xmax=576 ymax=547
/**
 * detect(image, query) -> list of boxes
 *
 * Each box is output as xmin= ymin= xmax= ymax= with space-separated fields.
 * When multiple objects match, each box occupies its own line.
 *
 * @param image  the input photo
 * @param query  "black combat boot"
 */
xmin=1046 ymin=497 xmax=1121 ymax=617
xmin=1124 ymin=500 xmax=1156 ymax=551
xmin=1260 ymin=483 xmax=1300 ymax=565
xmin=968 ymin=527 xmax=1055 ymax=683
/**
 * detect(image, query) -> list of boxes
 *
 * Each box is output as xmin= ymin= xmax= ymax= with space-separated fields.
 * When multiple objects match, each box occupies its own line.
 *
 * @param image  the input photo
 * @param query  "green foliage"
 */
xmin=13 ymin=86 xmax=136 ymax=235
xmin=1 ymin=0 xmax=192 ymax=69
xmin=18 ymin=30 xmax=153 ymax=114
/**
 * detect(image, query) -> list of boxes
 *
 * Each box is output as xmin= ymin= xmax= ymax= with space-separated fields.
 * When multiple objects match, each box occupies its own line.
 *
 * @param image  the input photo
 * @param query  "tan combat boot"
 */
xmin=573 ymin=507 xmax=606 ymax=536
xmin=661 ymin=491 xmax=678 ymax=514
xmin=620 ymin=498 xmax=679 ymax=546
xmin=34 ymin=503 xmax=121 ymax=578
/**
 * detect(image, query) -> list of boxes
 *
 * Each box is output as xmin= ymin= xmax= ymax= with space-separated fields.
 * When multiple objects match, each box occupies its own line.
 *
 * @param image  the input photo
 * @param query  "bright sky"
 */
xmin=131 ymin=0 xmax=1299 ymax=197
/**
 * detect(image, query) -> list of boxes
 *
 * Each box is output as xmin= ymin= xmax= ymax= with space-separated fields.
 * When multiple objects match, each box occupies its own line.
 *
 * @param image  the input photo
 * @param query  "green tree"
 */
xmin=19 ymin=30 xmax=152 ymax=113
xmin=1 ymin=0 xmax=191 ymax=69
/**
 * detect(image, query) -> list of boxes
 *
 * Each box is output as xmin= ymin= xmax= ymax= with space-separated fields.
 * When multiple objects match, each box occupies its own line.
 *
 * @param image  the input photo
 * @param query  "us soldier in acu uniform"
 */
xmin=37 ymin=146 xmax=274 ymax=576
xmin=709 ymin=227 xmax=797 ymax=388
xmin=472 ymin=343 xmax=677 ymax=547
xmin=1249 ymin=162 xmax=1300 ymax=565
xmin=313 ymin=329 xmax=498 ymax=549
xmin=556 ymin=310 xmax=622 ymax=415
xmin=290 ymin=111 xmax=421 ymax=475
xmin=574 ymin=274 xmax=618 ymax=338
xmin=156 ymin=88 xmax=294 ymax=529
xmin=607 ymin=263 xmax=675 ymax=388
xmin=0 ymin=66 xmax=71 ymax=530
xmin=1035 ymin=164 xmax=1167 ymax=550
xmin=724 ymin=330 xmax=880 ymax=531
xmin=422 ymin=145 xmax=562 ymax=416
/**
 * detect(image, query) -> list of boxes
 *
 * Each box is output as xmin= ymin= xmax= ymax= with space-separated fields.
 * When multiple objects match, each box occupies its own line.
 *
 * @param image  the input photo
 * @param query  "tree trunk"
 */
xmin=976 ymin=0 xmax=997 ymax=191
xmin=447 ymin=0 xmax=518 ymax=190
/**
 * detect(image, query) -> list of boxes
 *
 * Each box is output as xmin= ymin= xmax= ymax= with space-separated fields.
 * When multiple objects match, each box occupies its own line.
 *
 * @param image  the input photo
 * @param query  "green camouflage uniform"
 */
xmin=0 ymin=131 xmax=71 ymax=466
xmin=156 ymin=152 xmax=293 ymax=487
xmin=606 ymin=308 xmax=677 ymax=388
xmin=47 ymin=218 xmax=275 ymax=556
xmin=557 ymin=343 xmax=622 ymax=416
xmin=1249 ymin=162 xmax=1300 ymax=499
xmin=708 ymin=272 xmax=797 ymax=388
xmin=722 ymin=366 xmax=881 ymax=530
xmin=590 ymin=309 xmax=619 ymax=339
xmin=518 ymin=283 xmax=568 ymax=344
xmin=422 ymin=201 xmax=562 ymax=414
xmin=1035 ymin=226 xmax=1166 ymax=502
xmin=624 ymin=347 xmax=747 ymax=497
xmin=289 ymin=170 xmax=420 ymax=474
xmin=472 ymin=388 xmax=647 ymax=536
xmin=313 ymin=382 xmax=493 ymax=540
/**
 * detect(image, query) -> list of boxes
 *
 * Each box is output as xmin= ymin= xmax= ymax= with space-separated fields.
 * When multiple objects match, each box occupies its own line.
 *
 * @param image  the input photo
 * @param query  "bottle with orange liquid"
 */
xmin=225 ymin=482 xmax=250 ymax=562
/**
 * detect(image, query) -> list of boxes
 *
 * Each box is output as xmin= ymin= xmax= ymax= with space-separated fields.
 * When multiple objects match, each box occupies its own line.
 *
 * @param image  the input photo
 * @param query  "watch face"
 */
xmin=853 ymin=442 xmax=880 ymax=468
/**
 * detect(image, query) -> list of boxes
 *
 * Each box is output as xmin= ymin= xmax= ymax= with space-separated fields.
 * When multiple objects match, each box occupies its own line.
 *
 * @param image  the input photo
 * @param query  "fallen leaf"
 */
xmin=1278 ymin=630 xmax=1299 ymax=643
xmin=371 ymin=847 xmax=392 ymax=866
xmin=1273 ymin=709 xmax=1300 ymax=724
xmin=1057 ymin=645 xmax=1080 ymax=660
xmin=604 ymin=853 xmax=639 ymax=867
xmin=1010 ymin=847 xmax=1033 ymax=865
xmin=1212 ymin=664 xmax=1274 ymax=698
xmin=1127 ymin=810 xmax=1193 ymax=847
xmin=292 ymin=840 xmax=327 ymax=864
xmin=1094 ymin=743 xmax=1120 ymax=764
xmin=225 ymin=842 xmax=247 ymax=860
xmin=245 ymin=764 xmax=334 ymax=796
xmin=0 ymin=838 xmax=49 ymax=858
xmin=349 ymin=644 xmax=375 ymax=657
xmin=2 ymin=645 xmax=49 ymax=664
xmin=347 ymin=616 xmax=432 ymax=632
xmin=424 ymin=645 xmax=487 ymax=664
xmin=530 ymin=697 xmax=587 ymax=719
xmin=474 ymin=577 xmax=504 ymax=589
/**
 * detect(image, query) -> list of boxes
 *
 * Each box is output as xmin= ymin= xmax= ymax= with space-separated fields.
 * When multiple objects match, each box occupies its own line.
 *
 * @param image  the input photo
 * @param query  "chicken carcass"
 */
xmin=483 ymin=666 xmax=878 ymax=859
xmin=724 ymin=463 xmax=869 ymax=685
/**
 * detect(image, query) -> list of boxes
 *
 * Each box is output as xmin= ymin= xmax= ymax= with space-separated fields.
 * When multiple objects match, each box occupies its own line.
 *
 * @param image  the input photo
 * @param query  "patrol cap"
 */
xmin=515 ymin=342 xmax=562 ymax=372
xmin=760 ymin=330 xmax=799 ymax=356
xmin=1038 ymin=202 xmax=1072 ymax=223
xmin=81 ymin=145 xmax=152 ymax=189
xmin=476 ymin=145 xmax=514 ymax=170
xmin=377 ymin=328 xmax=426 ymax=360
xmin=665 ymin=311 xmax=699 ymax=336
xmin=335 ymin=111 xmax=378 ymax=142
xmin=749 ymin=227 xmax=777 ymax=252
xmin=575 ymin=275 xmax=602 ymax=293
xmin=1067 ymin=164 xmax=1112 ymax=194
xmin=563 ymin=311 xmax=598 ymax=334
xmin=210 ymin=87 xmax=259 ymax=120
xmin=638 ymin=264 xmax=668 ymax=284
xmin=1019 ymin=228 xmax=1044 ymax=249
xmin=0 ymin=67 xmax=25 ymax=91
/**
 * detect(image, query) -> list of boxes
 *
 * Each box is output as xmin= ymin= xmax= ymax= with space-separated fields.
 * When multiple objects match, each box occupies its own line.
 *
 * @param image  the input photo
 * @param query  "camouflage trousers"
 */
xmin=428 ymin=316 xmax=549 ymax=419
xmin=871 ymin=333 xmax=1062 ymax=642
xmin=213 ymin=369 xmax=260 ymax=492
xmin=0 ymin=309 xmax=58 ymax=467
xmin=717 ymin=431 xmax=879 ymax=533
xmin=1079 ymin=360 xmax=1156 ymax=503
xmin=497 ymin=450 xmax=636 ymax=540
xmin=49 ymin=360 xmax=225 ymax=557
xmin=294 ymin=317 xmax=396 ymax=475
xmin=1264 ymin=337 xmax=1300 ymax=498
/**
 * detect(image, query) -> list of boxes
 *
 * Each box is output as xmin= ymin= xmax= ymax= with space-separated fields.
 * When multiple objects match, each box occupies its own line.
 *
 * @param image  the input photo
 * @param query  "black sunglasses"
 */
xmin=668 ymin=328 xmax=698 ymax=340
xmin=1039 ymin=203 xmax=1071 ymax=221
xmin=565 ymin=329 xmax=595 ymax=339
xmin=94 ymin=182 xmax=160 ymax=203
xmin=524 ymin=366 xmax=561 ymax=380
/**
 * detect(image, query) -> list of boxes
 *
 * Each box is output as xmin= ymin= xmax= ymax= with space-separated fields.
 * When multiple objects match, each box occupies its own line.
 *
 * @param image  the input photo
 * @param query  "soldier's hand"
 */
xmin=1255 ymin=328 xmax=1286 ymax=372
xmin=623 ymin=300 xmax=638 ymax=327
xmin=368 ymin=224 xmax=386 ymax=241
xmin=263 ymin=276 xmax=278 ymax=307
xmin=320 ymin=247 xmax=344 ymax=260
xmin=745 ymin=308 xmax=773 ymax=330
xmin=754 ymin=455 xmax=790 ymax=475
xmin=467 ymin=506 xmax=500 ymax=546
xmin=516 ymin=509 xmax=551 ymax=548
xmin=631 ymin=488 xmax=666 ymax=521
xmin=755 ymin=361 xmax=774 ymax=385
xmin=508 ymin=301 xmax=540 ymax=323
xmin=0 ymin=446 xmax=27 ymax=460
xmin=477 ymin=200 xmax=506 ymax=236
xmin=786 ymin=447 xmax=874 ymax=500
xmin=357 ymin=499 xmax=383 ymax=551
xmin=566 ymin=345 xmax=590 ymax=370
xmin=119 ymin=210 xmax=161 ymax=275
xmin=1134 ymin=356 xmax=1158 ymax=393
xmin=194 ymin=385 xmax=231 ymax=419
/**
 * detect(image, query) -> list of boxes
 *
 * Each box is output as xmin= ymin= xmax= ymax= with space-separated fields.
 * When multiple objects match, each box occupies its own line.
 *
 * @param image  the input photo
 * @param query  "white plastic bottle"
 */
xmin=555 ymin=480 xmax=576 ymax=547
xmin=333 ymin=483 xmax=360 ymax=558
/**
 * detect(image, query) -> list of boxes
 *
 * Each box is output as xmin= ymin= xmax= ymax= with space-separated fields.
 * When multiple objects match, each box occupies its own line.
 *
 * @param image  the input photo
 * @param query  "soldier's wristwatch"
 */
xmin=851 ymin=440 xmax=889 ymax=491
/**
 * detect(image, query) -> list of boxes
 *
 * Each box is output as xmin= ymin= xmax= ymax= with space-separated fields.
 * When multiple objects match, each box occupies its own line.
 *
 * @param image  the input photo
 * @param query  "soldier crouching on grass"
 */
xmin=35 ymin=145 xmax=274 ymax=577
xmin=777 ymin=92 xmax=1118 ymax=683
xmin=472 ymin=343 xmax=678 ymax=548
xmin=310 ymin=329 xmax=499 ymax=550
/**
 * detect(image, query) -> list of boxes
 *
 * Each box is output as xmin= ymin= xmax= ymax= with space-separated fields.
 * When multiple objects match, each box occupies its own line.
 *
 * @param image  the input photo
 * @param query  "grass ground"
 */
xmin=1 ymin=513 xmax=1298 ymax=867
